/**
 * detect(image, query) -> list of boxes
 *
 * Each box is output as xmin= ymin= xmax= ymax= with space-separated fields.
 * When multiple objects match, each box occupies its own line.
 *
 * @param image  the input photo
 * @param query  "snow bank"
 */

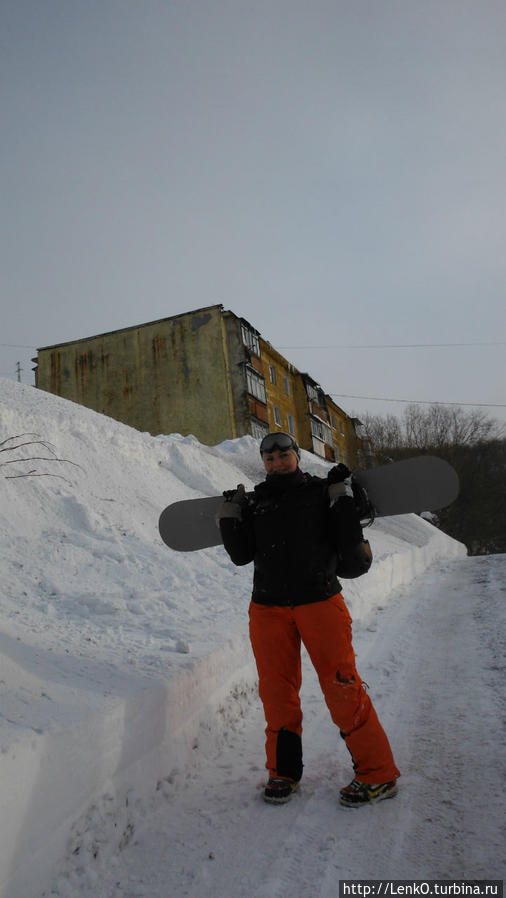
xmin=0 ymin=379 xmax=466 ymax=898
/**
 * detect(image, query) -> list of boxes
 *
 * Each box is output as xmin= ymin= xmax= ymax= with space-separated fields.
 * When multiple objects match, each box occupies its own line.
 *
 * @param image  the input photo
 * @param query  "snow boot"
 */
xmin=263 ymin=777 xmax=300 ymax=804
xmin=339 ymin=778 xmax=398 ymax=807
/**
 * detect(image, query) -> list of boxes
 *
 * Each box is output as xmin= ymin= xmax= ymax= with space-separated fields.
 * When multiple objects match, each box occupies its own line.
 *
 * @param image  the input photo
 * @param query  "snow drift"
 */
xmin=0 ymin=379 xmax=467 ymax=898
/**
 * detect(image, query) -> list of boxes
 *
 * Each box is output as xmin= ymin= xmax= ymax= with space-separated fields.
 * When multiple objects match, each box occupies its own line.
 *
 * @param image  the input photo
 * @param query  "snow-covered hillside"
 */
xmin=0 ymin=379 xmax=502 ymax=898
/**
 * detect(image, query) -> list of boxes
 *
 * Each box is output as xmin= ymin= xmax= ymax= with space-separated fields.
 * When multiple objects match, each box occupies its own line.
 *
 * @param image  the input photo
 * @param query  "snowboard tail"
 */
xmin=158 ymin=455 xmax=459 ymax=552
xmin=353 ymin=455 xmax=459 ymax=518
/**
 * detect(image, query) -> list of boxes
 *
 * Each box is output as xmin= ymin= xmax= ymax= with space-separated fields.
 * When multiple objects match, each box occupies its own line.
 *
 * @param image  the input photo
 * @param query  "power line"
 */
xmin=330 ymin=393 xmax=506 ymax=408
xmin=2 ymin=339 xmax=505 ymax=351
xmin=279 ymin=342 xmax=506 ymax=350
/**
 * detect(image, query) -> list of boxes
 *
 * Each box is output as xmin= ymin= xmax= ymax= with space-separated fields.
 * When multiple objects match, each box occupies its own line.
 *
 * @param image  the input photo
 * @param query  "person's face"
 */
xmin=262 ymin=448 xmax=298 ymax=476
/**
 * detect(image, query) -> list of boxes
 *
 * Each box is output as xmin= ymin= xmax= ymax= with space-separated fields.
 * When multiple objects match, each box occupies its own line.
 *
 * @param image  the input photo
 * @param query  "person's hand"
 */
xmin=327 ymin=465 xmax=353 ymax=505
xmin=217 ymin=484 xmax=247 ymax=520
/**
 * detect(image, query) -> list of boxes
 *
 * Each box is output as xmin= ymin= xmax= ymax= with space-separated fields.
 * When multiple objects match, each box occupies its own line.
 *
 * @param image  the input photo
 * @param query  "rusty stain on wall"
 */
xmin=34 ymin=304 xmax=367 ymax=462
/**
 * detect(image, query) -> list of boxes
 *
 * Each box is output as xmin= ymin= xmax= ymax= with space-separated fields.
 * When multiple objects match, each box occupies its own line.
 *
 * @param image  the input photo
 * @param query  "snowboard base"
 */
xmin=159 ymin=455 xmax=459 ymax=552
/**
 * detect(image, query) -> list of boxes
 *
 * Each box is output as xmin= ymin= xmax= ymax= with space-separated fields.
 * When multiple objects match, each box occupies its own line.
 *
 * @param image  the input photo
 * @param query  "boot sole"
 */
xmin=263 ymin=782 xmax=300 ymax=804
xmin=339 ymin=783 xmax=398 ymax=808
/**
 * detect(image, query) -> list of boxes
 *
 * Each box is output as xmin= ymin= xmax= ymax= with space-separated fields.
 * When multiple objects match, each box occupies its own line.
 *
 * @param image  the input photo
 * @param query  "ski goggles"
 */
xmin=259 ymin=432 xmax=300 ymax=456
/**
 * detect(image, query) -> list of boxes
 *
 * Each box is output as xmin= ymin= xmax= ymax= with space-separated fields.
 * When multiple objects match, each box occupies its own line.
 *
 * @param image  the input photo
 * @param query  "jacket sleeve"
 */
xmin=329 ymin=494 xmax=363 ymax=543
xmin=329 ymin=494 xmax=373 ymax=578
xmin=219 ymin=516 xmax=255 ymax=566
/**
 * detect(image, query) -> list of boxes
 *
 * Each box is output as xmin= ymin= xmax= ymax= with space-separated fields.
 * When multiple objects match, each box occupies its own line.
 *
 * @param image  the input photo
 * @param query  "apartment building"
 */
xmin=260 ymin=340 xmax=299 ymax=441
xmin=34 ymin=304 xmax=368 ymax=466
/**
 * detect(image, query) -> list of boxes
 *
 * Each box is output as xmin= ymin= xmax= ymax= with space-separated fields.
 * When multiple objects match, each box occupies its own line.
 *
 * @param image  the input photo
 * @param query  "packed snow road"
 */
xmin=54 ymin=553 xmax=505 ymax=897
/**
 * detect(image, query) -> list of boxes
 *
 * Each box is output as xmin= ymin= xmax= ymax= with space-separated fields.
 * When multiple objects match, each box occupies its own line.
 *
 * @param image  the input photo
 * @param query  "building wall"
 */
xmin=36 ymin=306 xmax=237 ymax=445
xmin=223 ymin=315 xmax=270 ymax=437
xmin=291 ymin=376 xmax=314 ymax=452
xmin=35 ymin=305 xmax=368 ymax=466
xmin=260 ymin=340 xmax=300 ymax=439
xmin=326 ymin=398 xmax=372 ymax=469
xmin=326 ymin=397 xmax=353 ymax=466
xmin=221 ymin=312 xmax=252 ymax=437
xmin=298 ymin=375 xmax=334 ymax=460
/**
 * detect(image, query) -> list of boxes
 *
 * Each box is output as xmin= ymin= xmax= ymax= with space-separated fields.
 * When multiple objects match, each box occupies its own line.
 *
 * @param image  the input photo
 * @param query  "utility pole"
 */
xmin=16 ymin=361 xmax=22 ymax=383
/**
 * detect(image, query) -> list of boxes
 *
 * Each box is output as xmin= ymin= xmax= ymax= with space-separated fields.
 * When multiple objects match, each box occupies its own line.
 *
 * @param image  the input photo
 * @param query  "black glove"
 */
xmin=336 ymin=540 xmax=373 ymax=579
xmin=217 ymin=484 xmax=248 ymax=521
xmin=327 ymin=464 xmax=353 ymax=506
xmin=327 ymin=463 xmax=351 ymax=484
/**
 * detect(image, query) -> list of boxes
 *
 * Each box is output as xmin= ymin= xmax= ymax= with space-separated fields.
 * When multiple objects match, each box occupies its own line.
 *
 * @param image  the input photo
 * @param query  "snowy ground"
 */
xmin=0 ymin=379 xmax=503 ymax=898
xmin=59 ymin=555 xmax=505 ymax=898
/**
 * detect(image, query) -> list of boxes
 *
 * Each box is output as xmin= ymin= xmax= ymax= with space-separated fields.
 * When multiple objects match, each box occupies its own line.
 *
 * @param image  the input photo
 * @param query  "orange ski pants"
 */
xmin=249 ymin=594 xmax=400 ymax=784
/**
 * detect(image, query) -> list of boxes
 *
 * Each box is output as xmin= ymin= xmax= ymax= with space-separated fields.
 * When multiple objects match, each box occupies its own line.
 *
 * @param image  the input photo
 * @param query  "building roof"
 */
xmin=36 ymin=304 xmax=225 ymax=352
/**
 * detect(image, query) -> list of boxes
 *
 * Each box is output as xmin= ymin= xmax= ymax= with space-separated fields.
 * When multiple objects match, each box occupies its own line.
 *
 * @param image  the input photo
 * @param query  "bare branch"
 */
xmin=5 ymin=472 xmax=73 ymax=484
xmin=1 ymin=440 xmax=57 ymax=457
xmin=0 ymin=432 xmax=40 ymax=447
xmin=0 ymin=456 xmax=82 ymax=470
xmin=1 ymin=433 xmax=56 ymax=451
xmin=0 ymin=432 xmax=83 ymax=483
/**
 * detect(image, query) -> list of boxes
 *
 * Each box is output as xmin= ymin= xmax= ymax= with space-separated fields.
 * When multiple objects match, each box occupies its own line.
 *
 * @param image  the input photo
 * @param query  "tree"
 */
xmin=437 ymin=439 xmax=506 ymax=555
xmin=360 ymin=413 xmax=403 ymax=457
xmin=362 ymin=406 xmax=506 ymax=555
xmin=362 ymin=404 xmax=503 ymax=460
xmin=403 ymin=404 xmax=501 ymax=456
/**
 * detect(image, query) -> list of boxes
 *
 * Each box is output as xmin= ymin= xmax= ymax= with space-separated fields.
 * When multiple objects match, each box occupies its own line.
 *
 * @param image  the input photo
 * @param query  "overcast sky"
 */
xmin=1 ymin=0 xmax=505 ymax=428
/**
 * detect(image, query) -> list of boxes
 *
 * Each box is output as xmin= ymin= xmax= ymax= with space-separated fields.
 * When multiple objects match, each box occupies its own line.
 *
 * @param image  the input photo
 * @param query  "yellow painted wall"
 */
xmin=35 ymin=305 xmax=367 ymax=461
xmin=36 ymin=306 xmax=236 ymax=444
xmin=260 ymin=341 xmax=301 ymax=438
xmin=326 ymin=397 xmax=364 ymax=469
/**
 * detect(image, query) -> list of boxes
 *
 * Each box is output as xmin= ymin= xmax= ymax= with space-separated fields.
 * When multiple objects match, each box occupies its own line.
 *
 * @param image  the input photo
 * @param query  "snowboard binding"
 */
xmin=351 ymin=477 xmax=375 ymax=526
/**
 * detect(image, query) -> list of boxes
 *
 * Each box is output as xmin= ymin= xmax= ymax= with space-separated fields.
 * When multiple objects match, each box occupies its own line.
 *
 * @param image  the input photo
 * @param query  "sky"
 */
xmin=1 ymin=0 xmax=505 ymax=428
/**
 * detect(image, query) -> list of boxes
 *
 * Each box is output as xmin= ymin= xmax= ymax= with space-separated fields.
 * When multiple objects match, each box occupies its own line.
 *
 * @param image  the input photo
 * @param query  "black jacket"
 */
xmin=220 ymin=469 xmax=368 ymax=607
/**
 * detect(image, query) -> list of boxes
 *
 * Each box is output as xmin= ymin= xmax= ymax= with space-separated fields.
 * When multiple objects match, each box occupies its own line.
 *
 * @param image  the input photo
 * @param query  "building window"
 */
xmin=251 ymin=420 xmax=269 ymax=440
xmin=287 ymin=414 xmax=295 ymax=436
xmin=310 ymin=416 xmax=332 ymax=444
xmin=241 ymin=323 xmax=260 ymax=356
xmin=246 ymin=366 xmax=266 ymax=403
xmin=306 ymin=383 xmax=318 ymax=402
xmin=274 ymin=406 xmax=281 ymax=426
xmin=269 ymin=364 xmax=277 ymax=384
xmin=284 ymin=375 xmax=291 ymax=396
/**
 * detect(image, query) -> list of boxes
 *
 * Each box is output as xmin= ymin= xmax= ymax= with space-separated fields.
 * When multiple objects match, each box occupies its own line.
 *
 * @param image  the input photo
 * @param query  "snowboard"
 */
xmin=158 ymin=455 xmax=459 ymax=552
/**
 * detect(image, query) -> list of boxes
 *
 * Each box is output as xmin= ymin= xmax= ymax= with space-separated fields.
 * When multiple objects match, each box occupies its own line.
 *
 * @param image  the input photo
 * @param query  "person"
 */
xmin=217 ymin=431 xmax=400 ymax=807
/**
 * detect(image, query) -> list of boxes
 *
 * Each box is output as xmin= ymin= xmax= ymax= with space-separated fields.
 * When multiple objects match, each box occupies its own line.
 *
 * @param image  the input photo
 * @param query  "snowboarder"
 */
xmin=217 ymin=432 xmax=400 ymax=806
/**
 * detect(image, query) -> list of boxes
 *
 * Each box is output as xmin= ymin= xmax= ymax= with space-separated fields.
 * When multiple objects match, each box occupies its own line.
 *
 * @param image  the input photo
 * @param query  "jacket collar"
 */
xmin=256 ymin=468 xmax=306 ymax=495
